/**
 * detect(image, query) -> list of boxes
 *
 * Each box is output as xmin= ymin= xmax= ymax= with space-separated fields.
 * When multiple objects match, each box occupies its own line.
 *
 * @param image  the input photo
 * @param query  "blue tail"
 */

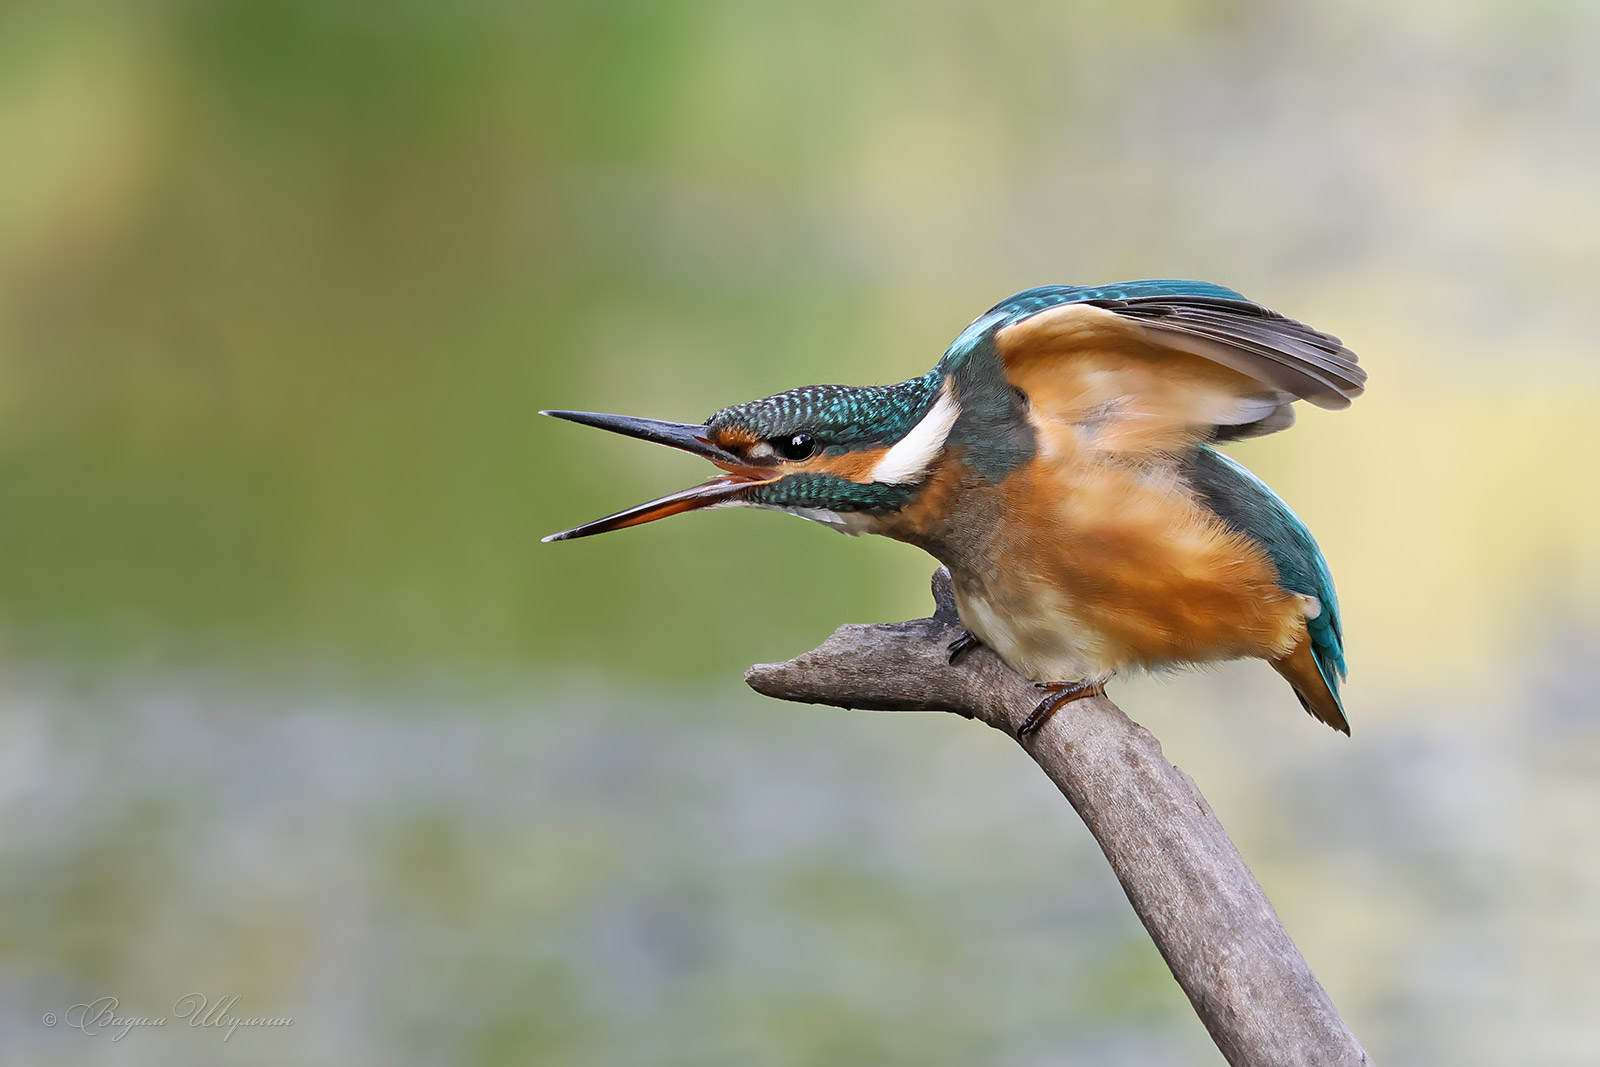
xmin=1187 ymin=446 xmax=1349 ymax=731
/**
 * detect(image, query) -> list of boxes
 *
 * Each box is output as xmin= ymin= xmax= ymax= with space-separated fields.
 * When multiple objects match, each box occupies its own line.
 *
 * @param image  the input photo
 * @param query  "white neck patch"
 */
xmin=869 ymin=381 xmax=960 ymax=485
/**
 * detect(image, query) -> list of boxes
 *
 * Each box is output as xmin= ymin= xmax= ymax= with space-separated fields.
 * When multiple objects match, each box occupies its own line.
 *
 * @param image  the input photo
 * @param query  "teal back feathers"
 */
xmin=983 ymin=280 xmax=1249 ymax=322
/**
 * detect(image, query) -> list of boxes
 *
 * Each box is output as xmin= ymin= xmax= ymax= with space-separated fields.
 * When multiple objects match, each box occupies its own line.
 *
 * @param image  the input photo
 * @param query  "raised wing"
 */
xmin=988 ymin=282 xmax=1363 ymax=455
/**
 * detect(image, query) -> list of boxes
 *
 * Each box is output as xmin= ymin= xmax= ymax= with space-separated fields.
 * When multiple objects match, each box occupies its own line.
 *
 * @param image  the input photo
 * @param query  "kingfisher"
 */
xmin=544 ymin=281 xmax=1364 ymax=736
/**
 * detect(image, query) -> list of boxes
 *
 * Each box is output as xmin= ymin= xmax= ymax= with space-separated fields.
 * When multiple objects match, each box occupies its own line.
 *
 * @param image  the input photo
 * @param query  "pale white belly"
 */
xmin=952 ymin=580 xmax=1114 ymax=683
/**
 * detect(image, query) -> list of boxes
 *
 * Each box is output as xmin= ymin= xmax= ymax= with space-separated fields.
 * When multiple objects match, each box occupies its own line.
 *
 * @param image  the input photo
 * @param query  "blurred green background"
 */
xmin=3 ymin=1 xmax=1598 ymax=1064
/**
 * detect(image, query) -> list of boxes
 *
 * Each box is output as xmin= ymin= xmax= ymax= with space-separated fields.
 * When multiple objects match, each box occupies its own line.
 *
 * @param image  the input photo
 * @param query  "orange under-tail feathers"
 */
xmin=1271 ymin=636 xmax=1349 ymax=735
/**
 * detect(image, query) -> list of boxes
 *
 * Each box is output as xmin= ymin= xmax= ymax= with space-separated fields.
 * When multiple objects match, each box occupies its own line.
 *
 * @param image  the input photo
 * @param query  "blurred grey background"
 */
xmin=2 ymin=1 xmax=1598 ymax=1064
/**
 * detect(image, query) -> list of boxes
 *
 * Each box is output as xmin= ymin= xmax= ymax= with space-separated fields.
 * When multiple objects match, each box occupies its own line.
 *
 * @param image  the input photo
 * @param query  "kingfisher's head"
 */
xmin=542 ymin=371 xmax=965 ymax=542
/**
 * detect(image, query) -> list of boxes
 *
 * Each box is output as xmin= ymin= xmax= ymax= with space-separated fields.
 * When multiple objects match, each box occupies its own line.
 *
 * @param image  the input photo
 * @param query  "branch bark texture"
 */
xmin=746 ymin=569 xmax=1371 ymax=1067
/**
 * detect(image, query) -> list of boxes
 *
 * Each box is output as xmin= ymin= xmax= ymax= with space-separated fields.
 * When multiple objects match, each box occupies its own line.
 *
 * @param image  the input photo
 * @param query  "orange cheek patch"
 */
xmin=797 ymin=447 xmax=891 ymax=483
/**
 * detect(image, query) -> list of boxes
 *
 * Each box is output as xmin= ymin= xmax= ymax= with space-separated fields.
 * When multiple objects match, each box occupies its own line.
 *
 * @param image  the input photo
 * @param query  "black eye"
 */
xmin=775 ymin=433 xmax=817 ymax=461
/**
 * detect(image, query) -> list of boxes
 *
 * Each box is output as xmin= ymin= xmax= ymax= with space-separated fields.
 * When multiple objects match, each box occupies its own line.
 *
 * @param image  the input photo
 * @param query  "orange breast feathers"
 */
xmin=978 ymin=445 xmax=1308 ymax=676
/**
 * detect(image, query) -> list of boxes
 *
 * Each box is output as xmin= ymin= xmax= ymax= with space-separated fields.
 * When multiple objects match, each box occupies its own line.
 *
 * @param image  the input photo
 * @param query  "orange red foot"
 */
xmin=1018 ymin=679 xmax=1107 ymax=738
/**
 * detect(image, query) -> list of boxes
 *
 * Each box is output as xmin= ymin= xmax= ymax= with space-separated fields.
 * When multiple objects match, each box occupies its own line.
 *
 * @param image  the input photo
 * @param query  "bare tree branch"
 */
xmin=746 ymin=569 xmax=1372 ymax=1067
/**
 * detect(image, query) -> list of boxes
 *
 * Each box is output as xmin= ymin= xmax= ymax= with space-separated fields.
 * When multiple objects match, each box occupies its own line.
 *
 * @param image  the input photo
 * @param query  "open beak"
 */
xmin=540 ymin=410 xmax=776 ymax=542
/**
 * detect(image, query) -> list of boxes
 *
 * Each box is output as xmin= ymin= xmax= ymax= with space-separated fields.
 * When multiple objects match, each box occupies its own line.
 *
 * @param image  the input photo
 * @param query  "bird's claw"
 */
xmin=947 ymin=630 xmax=981 ymax=665
xmin=1019 ymin=679 xmax=1106 ymax=738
